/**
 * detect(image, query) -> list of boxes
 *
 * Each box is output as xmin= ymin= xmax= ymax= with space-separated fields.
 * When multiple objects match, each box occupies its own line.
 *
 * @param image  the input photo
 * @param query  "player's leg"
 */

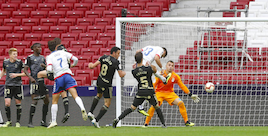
xmin=144 ymin=98 xmax=163 ymax=127
xmin=14 ymin=98 xmax=22 ymax=128
xmin=34 ymin=70 xmax=48 ymax=100
xmin=61 ymin=91 xmax=70 ymax=123
xmin=41 ymin=93 xmax=49 ymax=127
xmin=3 ymin=86 xmax=12 ymax=127
xmin=88 ymin=87 xmax=103 ymax=121
xmin=172 ymin=97 xmax=194 ymax=126
xmin=149 ymin=94 xmax=166 ymax=127
xmin=28 ymin=83 xmax=38 ymax=128
xmin=47 ymin=93 xmax=60 ymax=128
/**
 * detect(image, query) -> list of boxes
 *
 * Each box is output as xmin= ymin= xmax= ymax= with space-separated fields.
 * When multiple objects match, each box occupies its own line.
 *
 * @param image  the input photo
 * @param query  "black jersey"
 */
xmin=97 ymin=55 xmax=120 ymax=87
xmin=132 ymin=66 xmax=154 ymax=96
xmin=25 ymin=54 xmax=46 ymax=80
xmin=3 ymin=59 xmax=24 ymax=86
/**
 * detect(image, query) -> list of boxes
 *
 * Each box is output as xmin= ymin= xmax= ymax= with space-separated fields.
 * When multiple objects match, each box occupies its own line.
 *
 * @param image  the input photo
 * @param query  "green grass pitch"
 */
xmin=1 ymin=126 xmax=267 ymax=136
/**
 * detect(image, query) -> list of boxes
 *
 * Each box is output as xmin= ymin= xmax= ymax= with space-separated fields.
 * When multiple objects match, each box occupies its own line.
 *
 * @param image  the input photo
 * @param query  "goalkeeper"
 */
xmin=143 ymin=60 xmax=200 ymax=127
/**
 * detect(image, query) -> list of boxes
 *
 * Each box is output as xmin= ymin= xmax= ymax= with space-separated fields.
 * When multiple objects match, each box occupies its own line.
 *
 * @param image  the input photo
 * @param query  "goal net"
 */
xmin=115 ymin=17 xmax=268 ymax=127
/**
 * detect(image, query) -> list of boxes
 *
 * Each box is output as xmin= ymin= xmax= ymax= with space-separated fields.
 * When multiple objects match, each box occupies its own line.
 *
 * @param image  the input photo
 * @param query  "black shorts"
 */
xmin=4 ymin=86 xmax=23 ymax=100
xmin=132 ymin=93 xmax=158 ymax=107
xmin=97 ymin=86 xmax=113 ymax=98
xmin=30 ymin=83 xmax=49 ymax=95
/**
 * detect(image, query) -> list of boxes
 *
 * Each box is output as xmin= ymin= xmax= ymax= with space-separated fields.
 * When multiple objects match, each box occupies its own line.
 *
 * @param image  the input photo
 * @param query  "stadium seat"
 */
xmin=63 ymin=0 xmax=79 ymax=2
xmin=30 ymin=11 xmax=48 ymax=18
xmin=126 ymin=10 xmax=139 ymax=17
xmin=94 ymin=18 xmax=112 ymax=25
xmin=128 ymin=3 xmax=145 ymax=10
xmin=76 ymin=56 xmax=91 ymax=63
xmin=5 ymin=33 xmax=23 ymax=41
xmin=69 ymin=26 xmax=87 ymax=33
xmin=48 ymin=11 xmax=66 ymax=18
xmin=103 ymin=10 xmax=121 ymax=18
xmin=70 ymin=41 xmax=88 ymax=48
xmin=154 ymin=0 xmax=170 ymax=11
xmin=0 ymin=34 xmax=5 ymax=41
xmin=0 ymin=26 xmax=13 ymax=33
xmin=105 ymin=25 xmax=115 ymax=33
xmin=117 ymin=0 xmax=134 ymax=2
xmin=81 ymin=48 xmax=99 ymax=56
xmin=75 ymin=70 xmax=94 ymax=85
xmin=61 ymin=41 xmax=70 ymax=48
xmin=40 ymin=18 xmax=58 ymax=26
xmin=6 ymin=0 xmax=24 ymax=3
xmin=43 ymin=48 xmax=51 ymax=55
xmin=32 ymin=26 xmax=50 ymax=33
xmin=138 ymin=10 xmax=156 ymax=17
xmin=58 ymin=18 xmax=76 ymax=26
xmin=85 ymin=11 xmax=103 ymax=18
xmin=56 ymin=3 xmax=73 ymax=11
xmin=79 ymin=33 xmax=97 ymax=41
xmin=87 ymin=25 xmax=104 ymax=33
xmin=0 ymin=49 xmax=5 ymax=56
xmin=22 ymin=18 xmax=39 ymax=26
xmin=73 ymin=76 xmax=86 ymax=86
xmin=81 ymin=0 xmax=97 ymax=2
xmin=66 ymin=48 xmax=80 ymax=56
xmin=4 ymin=18 xmax=21 ymax=26
xmin=38 ymin=3 xmax=55 ymax=11
xmin=24 ymin=33 xmax=42 ymax=41
xmin=66 ymin=11 xmax=84 ymax=18
xmin=146 ymin=2 xmax=163 ymax=17
xmin=42 ymin=33 xmax=61 ymax=41
xmin=13 ymin=41 xmax=31 ymax=49
xmin=97 ymin=33 xmax=115 ymax=41
xmin=1 ymin=3 xmax=18 ymax=11
xmin=0 ymin=11 xmax=11 ymax=18
xmin=110 ymin=3 xmax=128 ymax=10
xmin=50 ymin=26 xmax=68 ymax=33
xmin=136 ymin=0 xmax=151 ymax=2
xmin=0 ymin=19 xmax=3 ymax=26
xmin=223 ymin=12 xmax=241 ymax=17
xmin=77 ymin=18 xmax=94 ymax=26
xmin=14 ymin=26 xmax=31 ymax=33
xmin=12 ymin=11 xmax=30 ymax=18
xmin=20 ymin=3 xmax=37 ymax=11
xmin=230 ymin=2 xmax=247 ymax=9
xmin=99 ymin=48 xmax=111 ymax=56
xmin=0 ymin=41 xmax=12 ymax=49
xmin=92 ymin=3 xmax=109 ymax=10
xmin=31 ymin=41 xmax=48 ymax=48
xmin=25 ymin=0 xmax=42 ymax=2
xmin=61 ymin=33 xmax=79 ymax=41
xmin=100 ymin=0 xmax=116 ymax=3
xmin=74 ymin=3 xmax=91 ymax=11
xmin=44 ymin=0 xmax=60 ymax=2
xmin=89 ymin=41 xmax=107 ymax=48
xmin=107 ymin=40 xmax=116 ymax=48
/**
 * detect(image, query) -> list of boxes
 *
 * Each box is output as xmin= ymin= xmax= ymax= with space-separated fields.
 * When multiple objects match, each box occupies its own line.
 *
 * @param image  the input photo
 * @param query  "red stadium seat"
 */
xmin=12 ymin=11 xmax=30 ymax=18
xmin=20 ymin=3 xmax=37 ymax=11
xmin=85 ymin=11 xmax=102 ymax=18
xmin=66 ymin=48 xmax=80 ymax=56
xmin=56 ymin=3 xmax=73 ymax=11
xmin=117 ymin=0 xmax=134 ymax=2
xmin=92 ymin=3 xmax=109 ymax=10
xmin=0 ymin=11 xmax=11 ymax=18
xmin=22 ymin=18 xmax=39 ymax=26
xmin=32 ymin=26 xmax=50 ymax=33
xmin=69 ymin=26 xmax=87 ymax=33
xmin=38 ymin=3 xmax=55 ymax=11
xmin=25 ymin=0 xmax=42 ymax=2
xmin=48 ymin=11 xmax=66 ymax=18
xmin=63 ymin=0 xmax=79 ymax=2
xmin=0 ymin=41 xmax=12 ymax=49
xmin=81 ymin=0 xmax=97 ymax=2
xmin=79 ymin=33 xmax=97 ymax=41
xmin=24 ymin=33 xmax=42 ymax=41
xmin=77 ymin=18 xmax=94 ymax=26
xmin=110 ymin=3 xmax=128 ymax=10
xmin=32 ymin=41 xmax=48 ymax=48
xmin=61 ymin=33 xmax=79 ymax=41
xmin=94 ymin=18 xmax=112 ymax=25
xmin=230 ymin=2 xmax=247 ymax=9
xmin=23 ymin=48 xmax=34 ymax=55
xmin=40 ymin=18 xmax=58 ymax=26
xmin=100 ymin=0 xmax=116 ymax=3
xmin=0 ymin=19 xmax=3 ymax=25
xmin=0 ymin=49 xmax=5 ymax=56
xmin=128 ymin=3 xmax=145 ymax=10
xmin=1 ymin=3 xmax=18 ymax=11
xmin=154 ymin=0 xmax=170 ymax=11
xmin=73 ymin=76 xmax=86 ymax=86
xmin=87 ymin=25 xmax=105 ymax=33
xmin=136 ymin=0 xmax=151 ymax=2
xmin=126 ymin=10 xmax=139 ymax=17
xmin=0 ymin=26 xmax=13 ymax=33
xmin=6 ymin=0 xmax=24 ymax=3
xmin=5 ymin=34 xmax=23 ymax=41
xmin=30 ymin=11 xmax=48 ymax=18
xmin=103 ymin=10 xmax=121 ymax=18
xmin=50 ymin=26 xmax=68 ymax=33
xmin=4 ymin=18 xmax=21 ymax=26
xmin=74 ymin=3 xmax=91 ymax=11
xmin=146 ymin=2 xmax=163 ymax=17
xmin=139 ymin=10 xmax=156 ymax=17
xmin=13 ymin=41 xmax=31 ymax=49
xmin=42 ymin=33 xmax=61 ymax=41
xmin=107 ymin=40 xmax=116 ymax=48
xmin=70 ymin=41 xmax=88 ymax=48
xmin=0 ymin=34 xmax=5 ymax=41
xmin=44 ymin=0 xmax=61 ymax=2
xmin=98 ymin=33 xmax=115 ymax=41
xmin=105 ymin=25 xmax=115 ymax=33
xmin=14 ymin=26 xmax=31 ymax=33
xmin=81 ymin=48 xmax=99 ymax=56
xmin=223 ymin=12 xmax=241 ymax=17
xmin=58 ymin=18 xmax=76 ymax=26
xmin=89 ymin=41 xmax=107 ymax=48
xmin=76 ymin=56 xmax=90 ymax=63
xmin=61 ymin=41 xmax=70 ymax=48
xmin=99 ymin=48 xmax=111 ymax=56
xmin=43 ymin=48 xmax=51 ymax=56
xmin=66 ymin=11 xmax=84 ymax=18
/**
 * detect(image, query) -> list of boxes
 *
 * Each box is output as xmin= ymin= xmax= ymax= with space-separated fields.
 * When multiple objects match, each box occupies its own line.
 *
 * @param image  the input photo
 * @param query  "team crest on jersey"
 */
xmin=6 ymin=65 xmax=8 ymax=67
xmin=172 ymin=78 xmax=175 ymax=82
xmin=139 ymin=68 xmax=143 ymax=72
xmin=15 ymin=64 xmax=17 ymax=68
xmin=34 ymin=59 xmax=36 ymax=61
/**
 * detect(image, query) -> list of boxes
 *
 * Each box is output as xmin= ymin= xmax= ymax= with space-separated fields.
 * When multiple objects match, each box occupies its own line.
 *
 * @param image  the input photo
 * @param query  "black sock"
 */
xmin=16 ymin=104 xmax=22 ymax=123
xmin=29 ymin=105 xmax=36 ymax=124
xmin=95 ymin=105 xmax=108 ymax=122
xmin=42 ymin=104 xmax=48 ymax=122
xmin=118 ymin=108 xmax=134 ymax=120
xmin=90 ymin=96 xmax=100 ymax=113
xmin=155 ymin=108 xmax=165 ymax=126
xmin=5 ymin=106 xmax=11 ymax=121
xmin=62 ymin=97 xmax=69 ymax=114
xmin=37 ymin=78 xmax=45 ymax=95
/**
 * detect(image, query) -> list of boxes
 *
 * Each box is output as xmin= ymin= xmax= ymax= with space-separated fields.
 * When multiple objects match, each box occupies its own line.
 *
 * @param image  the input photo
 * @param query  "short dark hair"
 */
xmin=167 ymin=60 xmax=174 ymax=64
xmin=54 ymin=37 xmax=61 ymax=45
xmin=162 ymin=47 xmax=167 ymax=58
xmin=110 ymin=47 xmax=120 ymax=54
xmin=48 ymin=40 xmax=57 ymax=52
xmin=135 ymin=52 xmax=143 ymax=63
xmin=31 ymin=43 xmax=41 ymax=50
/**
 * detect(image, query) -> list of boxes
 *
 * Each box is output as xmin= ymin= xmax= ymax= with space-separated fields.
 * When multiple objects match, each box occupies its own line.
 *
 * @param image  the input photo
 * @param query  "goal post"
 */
xmin=116 ymin=17 xmax=268 ymax=127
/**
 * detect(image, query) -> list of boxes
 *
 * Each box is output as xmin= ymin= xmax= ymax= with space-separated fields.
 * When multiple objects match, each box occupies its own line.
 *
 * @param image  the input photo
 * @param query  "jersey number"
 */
xmin=57 ymin=58 xmax=62 ymax=68
xmin=143 ymin=48 xmax=153 ymax=56
xmin=4 ymin=89 xmax=10 ymax=97
xmin=101 ymin=64 xmax=108 ymax=76
xmin=140 ymin=76 xmax=148 ymax=87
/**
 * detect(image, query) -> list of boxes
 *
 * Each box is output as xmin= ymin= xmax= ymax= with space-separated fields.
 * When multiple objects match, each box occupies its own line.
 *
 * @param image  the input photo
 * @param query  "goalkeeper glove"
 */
xmin=47 ymin=72 xmax=54 ymax=81
xmin=189 ymin=92 xmax=200 ymax=103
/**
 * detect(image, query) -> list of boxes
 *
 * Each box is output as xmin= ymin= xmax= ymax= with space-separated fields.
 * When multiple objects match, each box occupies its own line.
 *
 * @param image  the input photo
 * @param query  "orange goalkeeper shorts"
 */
xmin=156 ymin=91 xmax=181 ymax=106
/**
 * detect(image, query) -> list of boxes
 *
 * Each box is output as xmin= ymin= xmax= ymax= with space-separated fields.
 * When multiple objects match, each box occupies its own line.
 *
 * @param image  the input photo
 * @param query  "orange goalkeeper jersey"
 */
xmin=153 ymin=70 xmax=190 ymax=94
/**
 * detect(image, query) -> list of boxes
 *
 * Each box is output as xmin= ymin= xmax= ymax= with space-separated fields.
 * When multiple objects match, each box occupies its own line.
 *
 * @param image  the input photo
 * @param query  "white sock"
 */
xmin=51 ymin=104 xmax=58 ymax=122
xmin=0 ymin=111 xmax=3 ymax=123
xmin=154 ymin=73 xmax=166 ymax=82
xmin=75 ymin=97 xmax=85 ymax=111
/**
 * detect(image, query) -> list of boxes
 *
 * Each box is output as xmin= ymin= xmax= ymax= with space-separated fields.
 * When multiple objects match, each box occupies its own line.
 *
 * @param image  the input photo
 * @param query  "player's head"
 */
xmin=161 ymin=47 xmax=167 ymax=58
xmin=31 ymin=43 xmax=42 ymax=55
xmin=166 ymin=60 xmax=174 ymax=72
xmin=48 ymin=40 xmax=57 ymax=52
xmin=110 ymin=47 xmax=121 ymax=59
xmin=53 ymin=37 xmax=62 ymax=49
xmin=8 ymin=48 xmax=18 ymax=60
xmin=135 ymin=52 xmax=143 ymax=64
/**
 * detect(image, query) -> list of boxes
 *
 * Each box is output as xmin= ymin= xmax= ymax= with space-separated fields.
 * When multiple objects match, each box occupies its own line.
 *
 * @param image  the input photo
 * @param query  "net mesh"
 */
xmin=119 ymin=20 xmax=268 ymax=126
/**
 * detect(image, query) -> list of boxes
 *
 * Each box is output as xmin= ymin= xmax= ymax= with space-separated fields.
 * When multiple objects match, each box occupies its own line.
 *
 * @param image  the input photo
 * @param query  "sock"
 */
xmin=145 ymin=106 xmax=155 ymax=125
xmin=178 ymin=102 xmax=188 ymax=123
xmin=51 ymin=104 xmax=58 ymax=122
xmin=5 ymin=106 xmax=11 ymax=121
xmin=95 ymin=105 xmax=108 ymax=122
xmin=42 ymin=104 xmax=48 ymax=123
xmin=16 ymin=104 xmax=22 ymax=123
xmin=155 ymin=107 xmax=165 ymax=126
xmin=29 ymin=104 xmax=36 ymax=124
xmin=37 ymin=78 xmax=45 ymax=95
xmin=75 ymin=97 xmax=85 ymax=111
xmin=118 ymin=108 xmax=134 ymax=120
xmin=154 ymin=73 xmax=166 ymax=83
xmin=62 ymin=97 xmax=69 ymax=114
xmin=90 ymin=96 xmax=100 ymax=113
xmin=0 ymin=110 xmax=3 ymax=124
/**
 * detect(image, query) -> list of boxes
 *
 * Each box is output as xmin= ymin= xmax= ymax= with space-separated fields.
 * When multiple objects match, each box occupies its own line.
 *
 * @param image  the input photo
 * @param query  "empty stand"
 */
xmin=14 ymin=26 xmax=31 ymax=33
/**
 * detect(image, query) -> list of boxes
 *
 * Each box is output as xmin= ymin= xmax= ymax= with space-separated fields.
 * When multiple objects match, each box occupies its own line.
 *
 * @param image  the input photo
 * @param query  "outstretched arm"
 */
xmin=154 ymin=55 xmax=163 ymax=70
xmin=88 ymin=61 xmax=101 ymax=69
xmin=117 ymin=70 xmax=126 ymax=78
xmin=136 ymin=49 xmax=142 ymax=54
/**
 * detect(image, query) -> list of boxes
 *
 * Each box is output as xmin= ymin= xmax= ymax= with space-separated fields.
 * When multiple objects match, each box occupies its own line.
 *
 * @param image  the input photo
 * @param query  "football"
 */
xmin=205 ymin=82 xmax=215 ymax=93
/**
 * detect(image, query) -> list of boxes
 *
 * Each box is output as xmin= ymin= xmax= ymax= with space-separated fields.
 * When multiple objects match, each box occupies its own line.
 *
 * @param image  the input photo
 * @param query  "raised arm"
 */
xmin=88 ymin=61 xmax=101 ymax=69
xmin=154 ymin=55 xmax=162 ymax=69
